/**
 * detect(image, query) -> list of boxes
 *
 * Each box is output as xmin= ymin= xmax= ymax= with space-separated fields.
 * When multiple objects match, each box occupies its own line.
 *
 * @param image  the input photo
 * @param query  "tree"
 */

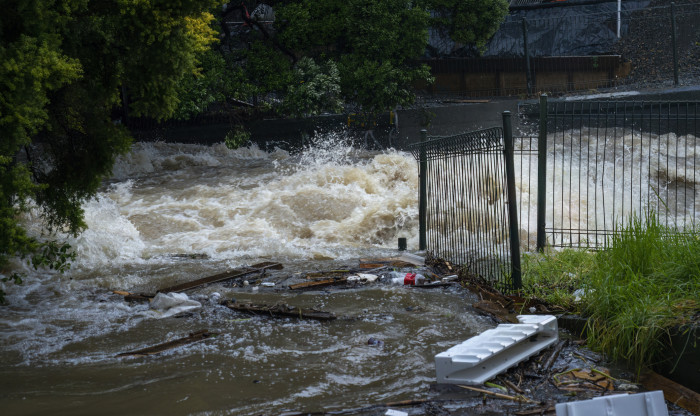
xmin=210 ymin=0 xmax=508 ymax=118
xmin=0 ymin=0 xmax=220 ymax=296
xmin=429 ymin=0 xmax=510 ymax=52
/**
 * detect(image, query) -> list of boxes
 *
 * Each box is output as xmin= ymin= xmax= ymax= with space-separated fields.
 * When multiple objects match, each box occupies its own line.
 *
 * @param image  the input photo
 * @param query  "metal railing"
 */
xmin=537 ymin=98 xmax=700 ymax=249
xmin=411 ymin=99 xmax=700 ymax=290
xmin=409 ymin=114 xmax=522 ymax=291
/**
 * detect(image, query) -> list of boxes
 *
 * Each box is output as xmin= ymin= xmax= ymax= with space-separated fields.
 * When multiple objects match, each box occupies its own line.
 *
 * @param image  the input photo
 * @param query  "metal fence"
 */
xmin=518 ymin=97 xmax=700 ymax=251
xmin=410 ymin=100 xmax=700 ymax=289
xmin=423 ymin=1 xmax=700 ymax=97
xmin=409 ymin=114 xmax=522 ymax=291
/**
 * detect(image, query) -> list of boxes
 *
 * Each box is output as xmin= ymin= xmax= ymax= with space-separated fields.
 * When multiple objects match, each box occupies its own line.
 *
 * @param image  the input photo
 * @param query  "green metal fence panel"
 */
xmin=409 ymin=126 xmax=521 ymax=292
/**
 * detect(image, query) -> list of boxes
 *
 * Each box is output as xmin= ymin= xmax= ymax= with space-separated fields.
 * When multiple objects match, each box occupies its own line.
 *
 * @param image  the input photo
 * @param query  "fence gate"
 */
xmin=409 ymin=113 xmax=521 ymax=292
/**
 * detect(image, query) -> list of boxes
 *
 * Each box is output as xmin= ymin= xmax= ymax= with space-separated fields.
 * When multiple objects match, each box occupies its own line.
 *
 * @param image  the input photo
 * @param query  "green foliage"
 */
xmin=282 ymin=57 xmax=342 ymax=118
xmin=224 ymin=126 xmax=251 ymax=150
xmin=429 ymin=0 xmax=510 ymax=52
xmin=0 ymin=0 xmax=221 ymax=279
xmin=215 ymin=0 xmax=506 ymax=118
xmin=583 ymin=213 xmax=700 ymax=374
xmin=244 ymin=40 xmax=294 ymax=97
xmin=520 ymin=248 xmax=596 ymax=311
xmin=521 ymin=212 xmax=700 ymax=373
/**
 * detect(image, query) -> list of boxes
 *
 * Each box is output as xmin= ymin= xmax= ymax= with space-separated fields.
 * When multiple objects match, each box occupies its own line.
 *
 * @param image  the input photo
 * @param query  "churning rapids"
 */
xmin=2 ymin=127 xmax=698 ymax=415
xmin=0 ymin=134 xmax=493 ymax=415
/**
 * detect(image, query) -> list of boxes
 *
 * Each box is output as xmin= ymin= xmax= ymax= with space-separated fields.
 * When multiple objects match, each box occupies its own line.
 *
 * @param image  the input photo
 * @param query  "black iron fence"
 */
xmin=411 ymin=100 xmax=700 ymax=290
xmin=423 ymin=1 xmax=700 ymax=97
xmin=528 ymin=98 xmax=700 ymax=250
xmin=409 ymin=114 xmax=522 ymax=292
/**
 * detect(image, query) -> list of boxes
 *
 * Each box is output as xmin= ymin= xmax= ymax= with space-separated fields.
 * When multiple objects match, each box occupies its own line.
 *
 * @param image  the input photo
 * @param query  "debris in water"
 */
xmin=149 ymin=292 xmax=202 ymax=318
xmin=289 ymin=276 xmax=348 ymax=290
xmin=112 ymin=290 xmax=153 ymax=302
xmin=435 ymin=315 xmax=559 ymax=385
xmin=221 ymin=300 xmax=337 ymax=321
xmin=368 ymin=337 xmax=384 ymax=347
xmin=157 ymin=262 xmax=283 ymax=293
xmin=116 ymin=329 xmax=217 ymax=357
xmin=641 ymin=370 xmax=700 ymax=415
xmin=555 ymin=390 xmax=668 ymax=416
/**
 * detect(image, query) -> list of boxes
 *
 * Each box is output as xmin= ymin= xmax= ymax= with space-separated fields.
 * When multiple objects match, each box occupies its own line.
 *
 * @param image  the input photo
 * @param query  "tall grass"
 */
xmin=520 ymin=212 xmax=699 ymax=373
xmin=521 ymin=248 xmax=596 ymax=311
xmin=583 ymin=213 xmax=700 ymax=374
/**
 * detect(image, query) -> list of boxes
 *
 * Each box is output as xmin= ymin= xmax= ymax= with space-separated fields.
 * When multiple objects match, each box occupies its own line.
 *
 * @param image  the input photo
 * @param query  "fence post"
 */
xmin=419 ymin=129 xmax=428 ymax=251
xmin=671 ymin=2 xmax=679 ymax=86
xmin=522 ymin=18 xmax=533 ymax=96
xmin=502 ymin=112 xmax=522 ymax=290
xmin=537 ymin=94 xmax=548 ymax=252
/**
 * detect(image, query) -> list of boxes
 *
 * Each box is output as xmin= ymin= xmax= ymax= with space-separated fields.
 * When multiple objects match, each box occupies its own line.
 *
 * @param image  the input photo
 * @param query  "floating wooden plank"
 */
xmin=304 ymin=270 xmax=350 ymax=279
xmin=359 ymin=253 xmax=424 ymax=268
xmin=289 ymin=277 xmax=347 ymax=290
xmin=222 ymin=300 xmax=336 ymax=321
xmin=413 ymin=282 xmax=456 ymax=289
xmin=357 ymin=263 xmax=388 ymax=269
xmin=641 ymin=370 xmax=700 ymax=415
xmin=157 ymin=262 xmax=282 ymax=293
xmin=116 ymin=330 xmax=217 ymax=357
xmin=112 ymin=290 xmax=153 ymax=302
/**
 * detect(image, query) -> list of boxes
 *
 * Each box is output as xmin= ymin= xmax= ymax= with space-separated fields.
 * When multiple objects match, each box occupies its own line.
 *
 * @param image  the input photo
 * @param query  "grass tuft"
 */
xmin=520 ymin=211 xmax=699 ymax=374
xmin=583 ymin=212 xmax=700 ymax=374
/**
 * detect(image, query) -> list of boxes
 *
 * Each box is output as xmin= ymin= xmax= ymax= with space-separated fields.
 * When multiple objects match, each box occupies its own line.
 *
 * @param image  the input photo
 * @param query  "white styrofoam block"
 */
xmin=385 ymin=409 xmax=408 ymax=416
xmin=435 ymin=315 xmax=558 ymax=385
xmin=555 ymin=391 xmax=669 ymax=416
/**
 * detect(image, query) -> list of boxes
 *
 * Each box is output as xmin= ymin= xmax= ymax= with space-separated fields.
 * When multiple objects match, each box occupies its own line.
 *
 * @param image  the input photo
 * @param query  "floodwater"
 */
xmin=2 ymin=129 xmax=698 ymax=415
xmin=0 ymin=134 xmax=494 ymax=415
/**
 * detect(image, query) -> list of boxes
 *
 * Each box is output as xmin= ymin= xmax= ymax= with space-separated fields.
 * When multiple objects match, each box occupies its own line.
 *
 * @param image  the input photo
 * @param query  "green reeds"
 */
xmin=583 ymin=212 xmax=700 ymax=374
xmin=521 ymin=211 xmax=699 ymax=374
xmin=521 ymin=248 xmax=596 ymax=311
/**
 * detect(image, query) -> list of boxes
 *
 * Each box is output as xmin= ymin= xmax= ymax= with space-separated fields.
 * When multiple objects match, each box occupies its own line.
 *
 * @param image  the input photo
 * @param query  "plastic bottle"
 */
xmin=404 ymin=273 xmax=426 ymax=285
xmin=387 ymin=272 xmax=425 ymax=285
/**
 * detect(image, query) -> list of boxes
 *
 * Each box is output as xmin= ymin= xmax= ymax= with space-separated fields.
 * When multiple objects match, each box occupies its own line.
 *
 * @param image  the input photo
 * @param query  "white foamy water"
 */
xmin=515 ymin=129 xmax=700 ymax=248
xmin=0 ymin=132 xmax=424 ymax=368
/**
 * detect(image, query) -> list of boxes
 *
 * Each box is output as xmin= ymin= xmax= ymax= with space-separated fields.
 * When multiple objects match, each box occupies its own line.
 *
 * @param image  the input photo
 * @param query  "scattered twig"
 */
xmin=501 ymin=378 xmax=524 ymax=394
xmin=541 ymin=339 xmax=568 ymax=373
xmin=458 ymin=385 xmax=536 ymax=403
xmin=116 ymin=330 xmax=216 ymax=357
xmin=514 ymin=405 xmax=556 ymax=415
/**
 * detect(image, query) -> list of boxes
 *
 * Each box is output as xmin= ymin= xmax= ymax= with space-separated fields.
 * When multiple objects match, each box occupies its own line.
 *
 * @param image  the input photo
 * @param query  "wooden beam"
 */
xmin=157 ymin=262 xmax=282 ymax=293
xmin=222 ymin=301 xmax=337 ymax=321
xmin=641 ymin=370 xmax=700 ymax=415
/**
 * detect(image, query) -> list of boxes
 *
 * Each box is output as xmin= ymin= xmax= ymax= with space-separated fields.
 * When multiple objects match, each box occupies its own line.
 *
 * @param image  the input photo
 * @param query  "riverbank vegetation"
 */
xmin=520 ymin=212 xmax=700 ymax=374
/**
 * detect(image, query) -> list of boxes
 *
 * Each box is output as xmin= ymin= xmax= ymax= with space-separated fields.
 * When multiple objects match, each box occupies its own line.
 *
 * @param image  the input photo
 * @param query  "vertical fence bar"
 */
xmin=537 ymin=94 xmax=548 ymax=252
xmin=617 ymin=0 xmax=621 ymax=38
xmin=671 ymin=3 xmax=679 ymax=86
xmin=503 ymin=112 xmax=522 ymax=290
xmin=419 ymin=129 xmax=428 ymax=251
xmin=522 ymin=18 xmax=533 ymax=96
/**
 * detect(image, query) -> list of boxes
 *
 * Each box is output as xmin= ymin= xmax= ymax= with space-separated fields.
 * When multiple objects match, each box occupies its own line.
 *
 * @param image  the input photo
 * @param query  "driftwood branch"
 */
xmin=222 ymin=300 xmax=336 ymax=321
xmin=116 ymin=330 xmax=216 ymax=357
xmin=458 ymin=385 xmax=536 ymax=403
